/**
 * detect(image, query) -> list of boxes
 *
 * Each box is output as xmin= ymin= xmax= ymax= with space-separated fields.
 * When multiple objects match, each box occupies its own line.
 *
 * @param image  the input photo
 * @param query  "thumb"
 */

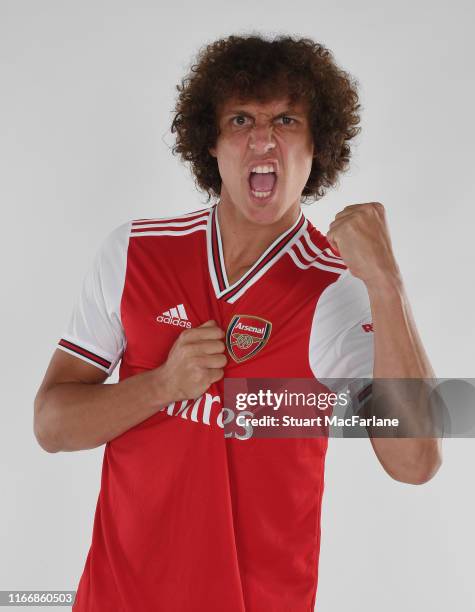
xmin=199 ymin=319 xmax=218 ymax=327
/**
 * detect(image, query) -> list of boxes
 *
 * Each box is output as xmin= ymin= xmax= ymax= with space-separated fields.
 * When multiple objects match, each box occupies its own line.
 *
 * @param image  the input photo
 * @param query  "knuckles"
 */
xmin=167 ymin=325 xmax=229 ymax=397
xmin=178 ymin=328 xmax=192 ymax=342
xmin=331 ymin=202 xmax=385 ymax=229
xmin=217 ymin=354 xmax=228 ymax=366
xmin=337 ymin=201 xmax=384 ymax=216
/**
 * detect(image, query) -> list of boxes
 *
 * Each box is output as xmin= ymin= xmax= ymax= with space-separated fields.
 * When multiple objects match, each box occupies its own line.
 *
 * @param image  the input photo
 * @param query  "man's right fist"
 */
xmin=158 ymin=320 xmax=227 ymax=401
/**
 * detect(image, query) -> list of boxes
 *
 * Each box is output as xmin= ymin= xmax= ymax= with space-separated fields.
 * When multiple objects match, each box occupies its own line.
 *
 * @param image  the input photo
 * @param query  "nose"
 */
xmin=248 ymin=124 xmax=276 ymax=153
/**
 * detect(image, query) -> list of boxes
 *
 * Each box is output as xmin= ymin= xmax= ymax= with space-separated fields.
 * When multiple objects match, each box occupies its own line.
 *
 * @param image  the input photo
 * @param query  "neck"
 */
xmin=216 ymin=197 xmax=301 ymax=270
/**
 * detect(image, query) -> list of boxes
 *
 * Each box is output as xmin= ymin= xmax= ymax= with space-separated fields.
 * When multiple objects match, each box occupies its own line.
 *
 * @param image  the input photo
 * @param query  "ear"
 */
xmin=209 ymin=147 xmax=217 ymax=158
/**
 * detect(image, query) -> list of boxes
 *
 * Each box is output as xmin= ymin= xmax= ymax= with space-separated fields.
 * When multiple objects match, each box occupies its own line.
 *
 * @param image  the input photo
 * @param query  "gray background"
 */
xmin=1 ymin=0 xmax=474 ymax=610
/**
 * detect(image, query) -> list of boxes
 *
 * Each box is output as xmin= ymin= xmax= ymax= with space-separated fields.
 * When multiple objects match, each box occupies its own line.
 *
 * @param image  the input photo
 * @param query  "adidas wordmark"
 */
xmin=156 ymin=303 xmax=192 ymax=329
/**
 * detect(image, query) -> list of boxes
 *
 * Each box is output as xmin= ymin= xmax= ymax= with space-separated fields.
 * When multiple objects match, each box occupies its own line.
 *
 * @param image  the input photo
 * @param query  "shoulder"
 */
xmin=100 ymin=220 xmax=133 ymax=253
xmin=317 ymin=269 xmax=371 ymax=320
xmin=288 ymin=217 xmax=347 ymax=275
xmin=305 ymin=219 xmax=342 ymax=259
xmin=97 ymin=206 xmax=213 ymax=258
xmin=85 ymin=221 xmax=133 ymax=278
xmin=129 ymin=206 xmax=212 ymax=240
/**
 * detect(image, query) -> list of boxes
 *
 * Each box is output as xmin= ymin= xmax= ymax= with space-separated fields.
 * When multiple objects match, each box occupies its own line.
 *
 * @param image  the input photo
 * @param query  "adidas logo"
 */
xmin=156 ymin=304 xmax=192 ymax=329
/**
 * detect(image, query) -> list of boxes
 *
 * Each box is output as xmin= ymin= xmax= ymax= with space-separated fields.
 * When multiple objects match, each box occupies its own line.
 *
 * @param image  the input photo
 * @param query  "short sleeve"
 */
xmin=57 ymin=221 xmax=132 ymax=376
xmin=309 ymin=269 xmax=374 ymax=402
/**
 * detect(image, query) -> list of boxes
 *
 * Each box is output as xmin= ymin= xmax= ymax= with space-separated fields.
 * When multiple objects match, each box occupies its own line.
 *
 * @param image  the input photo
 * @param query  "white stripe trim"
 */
xmin=295 ymin=242 xmax=345 ymax=265
xmin=130 ymin=226 xmax=207 ymax=238
xmin=296 ymin=233 xmax=346 ymax=269
xmin=288 ymin=249 xmax=346 ymax=275
xmin=132 ymin=208 xmax=211 ymax=224
xmin=131 ymin=214 xmax=210 ymax=230
xmin=206 ymin=210 xmax=221 ymax=298
xmin=302 ymin=231 xmax=344 ymax=263
xmin=301 ymin=232 xmax=322 ymax=257
xmin=214 ymin=208 xmax=229 ymax=287
xmin=318 ymin=250 xmax=346 ymax=264
xmin=294 ymin=239 xmax=316 ymax=263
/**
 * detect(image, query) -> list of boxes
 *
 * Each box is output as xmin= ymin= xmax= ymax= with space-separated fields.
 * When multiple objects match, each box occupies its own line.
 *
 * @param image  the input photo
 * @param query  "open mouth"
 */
xmin=248 ymin=164 xmax=278 ymax=200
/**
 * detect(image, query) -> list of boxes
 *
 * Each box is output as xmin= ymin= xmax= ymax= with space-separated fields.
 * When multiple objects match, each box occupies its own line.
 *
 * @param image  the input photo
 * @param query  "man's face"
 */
xmin=209 ymin=96 xmax=315 ymax=224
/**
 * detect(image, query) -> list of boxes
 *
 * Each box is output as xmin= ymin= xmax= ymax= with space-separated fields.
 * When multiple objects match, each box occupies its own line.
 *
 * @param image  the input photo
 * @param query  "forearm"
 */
xmin=365 ymin=277 xmax=442 ymax=484
xmin=34 ymin=367 xmax=172 ymax=453
xmin=367 ymin=278 xmax=435 ymax=379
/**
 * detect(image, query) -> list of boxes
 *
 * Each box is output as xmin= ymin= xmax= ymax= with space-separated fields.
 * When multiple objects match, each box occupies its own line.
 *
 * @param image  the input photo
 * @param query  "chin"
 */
xmin=247 ymin=195 xmax=300 ymax=227
xmin=222 ymin=183 xmax=296 ymax=226
xmin=243 ymin=199 xmax=283 ymax=225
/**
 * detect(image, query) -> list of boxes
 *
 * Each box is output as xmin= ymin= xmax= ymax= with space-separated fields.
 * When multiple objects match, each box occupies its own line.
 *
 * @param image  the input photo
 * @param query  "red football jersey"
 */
xmin=58 ymin=203 xmax=374 ymax=611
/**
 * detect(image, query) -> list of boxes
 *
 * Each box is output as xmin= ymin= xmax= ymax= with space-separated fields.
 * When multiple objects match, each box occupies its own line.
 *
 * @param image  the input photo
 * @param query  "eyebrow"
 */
xmin=222 ymin=108 xmax=306 ymax=118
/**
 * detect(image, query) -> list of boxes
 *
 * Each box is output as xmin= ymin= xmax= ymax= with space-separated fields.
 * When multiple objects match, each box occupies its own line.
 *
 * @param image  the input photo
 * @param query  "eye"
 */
xmin=231 ymin=115 xmax=251 ymax=127
xmin=276 ymin=115 xmax=296 ymax=126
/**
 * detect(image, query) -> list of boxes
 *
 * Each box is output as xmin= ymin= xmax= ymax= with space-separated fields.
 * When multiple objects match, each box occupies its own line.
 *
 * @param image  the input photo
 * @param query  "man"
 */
xmin=34 ymin=34 xmax=442 ymax=611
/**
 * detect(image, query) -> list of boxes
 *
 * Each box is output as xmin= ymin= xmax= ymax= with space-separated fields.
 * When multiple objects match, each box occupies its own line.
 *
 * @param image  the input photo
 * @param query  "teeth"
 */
xmin=250 ymin=165 xmax=275 ymax=174
xmin=251 ymin=190 xmax=272 ymax=198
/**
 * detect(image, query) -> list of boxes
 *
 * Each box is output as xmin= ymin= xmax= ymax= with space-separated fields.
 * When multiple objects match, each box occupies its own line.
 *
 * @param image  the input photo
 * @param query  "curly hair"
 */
xmin=171 ymin=34 xmax=362 ymax=203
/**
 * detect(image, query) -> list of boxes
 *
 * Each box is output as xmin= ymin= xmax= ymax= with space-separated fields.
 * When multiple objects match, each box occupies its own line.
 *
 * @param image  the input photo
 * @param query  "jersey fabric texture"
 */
xmin=58 ymin=203 xmax=374 ymax=612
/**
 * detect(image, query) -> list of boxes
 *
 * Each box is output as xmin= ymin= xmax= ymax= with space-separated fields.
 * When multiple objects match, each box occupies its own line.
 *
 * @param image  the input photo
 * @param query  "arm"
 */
xmin=33 ymin=221 xmax=174 ymax=452
xmin=34 ymin=350 xmax=172 ymax=452
xmin=365 ymin=277 xmax=442 ymax=484
xmin=327 ymin=202 xmax=442 ymax=485
xmin=34 ymin=322 xmax=226 ymax=453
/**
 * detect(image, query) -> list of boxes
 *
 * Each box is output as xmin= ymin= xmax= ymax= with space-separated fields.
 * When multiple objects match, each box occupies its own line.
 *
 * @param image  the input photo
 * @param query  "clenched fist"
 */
xmin=159 ymin=320 xmax=227 ymax=402
xmin=326 ymin=202 xmax=402 ymax=287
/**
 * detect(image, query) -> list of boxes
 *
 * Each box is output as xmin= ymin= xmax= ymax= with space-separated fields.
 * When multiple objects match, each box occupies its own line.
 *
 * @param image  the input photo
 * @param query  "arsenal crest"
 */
xmin=226 ymin=315 xmax=272 ymax=363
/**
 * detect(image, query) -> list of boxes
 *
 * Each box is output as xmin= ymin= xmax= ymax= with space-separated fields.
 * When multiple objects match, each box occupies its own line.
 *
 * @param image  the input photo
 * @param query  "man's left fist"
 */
xmin=326 ymin=202 xmax=401 ymax=287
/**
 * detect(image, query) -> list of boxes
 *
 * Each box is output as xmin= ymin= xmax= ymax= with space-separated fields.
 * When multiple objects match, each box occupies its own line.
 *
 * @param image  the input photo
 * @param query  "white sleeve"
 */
xmin=57 ymin=221 xmax=131 ymax=376
xmin=309 ymin=269 xmax=374 ymax=399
